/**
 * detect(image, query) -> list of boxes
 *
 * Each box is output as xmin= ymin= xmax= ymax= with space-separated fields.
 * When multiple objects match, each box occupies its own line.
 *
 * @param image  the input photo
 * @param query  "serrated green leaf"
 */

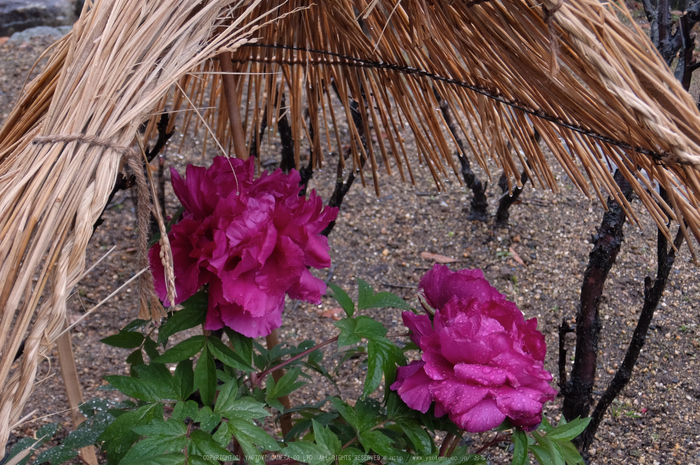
xmin=229 ymin=418 xmax=280 ymax=452
xmin=284 ymin=441 xmax=329 ymax=465
xmin=157 ymin=292 xmax=208 ymax=345
xmin=171 ymin=400 xmax=199 ymax=422
xmin=33 ymin=445 xmax=77 ymax=465
xmin=208 ymin=337 xmax=254 ymax=372
xmin=101 ymin=331 xmax=145 ymax=349
xmin=327 ymin=283 xmax=355 ymax=317
xmin=547 ymin=417 xmax=591 ymax=441
xmin=173 ymin=359 xmax=194 ymax=400
xmin=194 ymin=345 xmax=216 ymax=407
xmin=512 ymin=430 xmax=528 ymax=465
xmin=334 ymin=319 xmax=361 ymax=347
xmin=396 ymin=420 xmax=432 ymax=455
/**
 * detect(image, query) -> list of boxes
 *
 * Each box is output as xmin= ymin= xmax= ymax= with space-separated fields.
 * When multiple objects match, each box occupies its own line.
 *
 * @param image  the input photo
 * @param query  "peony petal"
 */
xmin=287 ymin=269 xmax=325 ymax=303
xmin=432 ymin=379 xmax=489 ymax=418
xmin=453 ymin=364 xmax=515 ymax=387
xmin=391 ymin=362 xmax=434 ymax=413
xmin=402 ymin=312 xmax=434 ymax=346
xmin=450 ymin=398 xmax=506 ymax=433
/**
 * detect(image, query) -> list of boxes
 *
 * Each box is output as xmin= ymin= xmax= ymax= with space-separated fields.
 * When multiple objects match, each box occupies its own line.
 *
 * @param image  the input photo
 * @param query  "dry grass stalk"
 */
xmin=0 ymin=0 xmax=266 ymax=450
xmin=2 ymin=0 xmax=700 ymax=452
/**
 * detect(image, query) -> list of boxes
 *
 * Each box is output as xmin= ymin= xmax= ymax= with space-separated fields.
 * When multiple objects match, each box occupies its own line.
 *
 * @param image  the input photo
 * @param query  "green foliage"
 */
xmin=20 ymin=280 xmax=578 ymax=465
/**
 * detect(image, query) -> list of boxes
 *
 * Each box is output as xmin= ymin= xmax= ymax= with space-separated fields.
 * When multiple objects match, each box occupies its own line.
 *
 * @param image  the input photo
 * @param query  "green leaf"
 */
xmin=208 ymin=337 xmax=254 ymax=372
xmin=313 ymin=419 xmax=341 ymax=456
xmin=547 ymin=417 xmax=591 ymax=441
xmin=554 ymin=439 xmax=586 ymax=465
xmin=396 ymin=420 xmax=433 ymax=455
xmin=354 ymin=398 xmax=382 ymax=432
xmin=225 ymin=328 xmax=253 ymax=367
xmin=356 ymin=279 xmax=410 ymax=311
xmin=33 ymin=445 xmax=77 ymax=465
xmin=354 ymin=316 xmax=388 ymax=340
xmin=171 ymin=400 xmax=199 ymax=422
xmin=189 ymin=430 xmax=232 ymax=459
xmin=63 ymin=426 xmax=102 ymax=450
xmin=194 ymin=406 xmax=223 ymax=434
xmin=358 ymin=430 xmax=406 ymax=459
xmin=122 ymin=453 xmax=186 ymax=465
xmin=327 ymin=282 xmax=355 ymax=317
xmin=266 ymin=367 xmax=305 ymax=406
xmin=532 ymin=432 xmax=563 ymax=465
xmin=334 ymin=319 xmax=361 ymax=347
xmin=228 ymin=418 xmax=280 ymax=452
xmin=144 ymin=337 xmax=161 ymax=360
xmin=357 ymin=279 xmax=374 ymax=311
xmin=512 ymin=430 xmax=528 ymax=465
xmin=121 ymin=435 xmax=188 ymax=465
xmin=152 ymin=336 xmax=206 ymax=363
xmin=158 ymin=291 xmax=208 ymax=344
xmin=173 ymin=359 xmax=194 ymax=400
xmin=101 ymin=331 xmax=145 ymax=349
xmin=213 ymin=420 xmax=233 ymax=448
xmin=530 ymin=444 xmax=555 ymax=465
xmin=127 ymin=349 xmax=145 ymax=374
xmin=330 ymin=397 xmax=358 ymax=431
xmin=364 ymin=338 xmax=404 ymax=397
xmin=103 ymin=376 xmax=168 ymax=402
xmin=217 ymin=395 xmax=270 ymax=421
xmin=283 ymin=441 xmax=328 ymax=465
xmin=194 ymin=345 xmax=217 ymax=407
xmin=132 ymin=419 xmax=187 ymax=437
xmin=99 ymin=403 xmax=163 ymax=465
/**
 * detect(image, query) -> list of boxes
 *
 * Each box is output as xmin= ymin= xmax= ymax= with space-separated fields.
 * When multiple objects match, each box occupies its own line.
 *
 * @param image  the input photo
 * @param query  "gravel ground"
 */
xmin=1 ymin=32 xmax=700 ymax=465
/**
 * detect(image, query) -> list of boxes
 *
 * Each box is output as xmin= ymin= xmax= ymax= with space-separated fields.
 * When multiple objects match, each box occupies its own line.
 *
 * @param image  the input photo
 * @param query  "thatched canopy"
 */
xmin=1 ymin=0 xmax=700 ymax=448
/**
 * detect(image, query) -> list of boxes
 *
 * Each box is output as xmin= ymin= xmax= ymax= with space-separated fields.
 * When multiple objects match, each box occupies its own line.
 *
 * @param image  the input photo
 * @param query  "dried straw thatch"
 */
xmin=1 ymin=0 xmax=700 ymax=450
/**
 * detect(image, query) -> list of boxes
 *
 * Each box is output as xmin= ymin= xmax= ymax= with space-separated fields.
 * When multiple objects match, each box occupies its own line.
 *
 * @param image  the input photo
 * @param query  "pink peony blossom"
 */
xmin=392 ymin=264 xmax=556 ymax=432
xmin=149 ymin=157 xmax=337 ymax=338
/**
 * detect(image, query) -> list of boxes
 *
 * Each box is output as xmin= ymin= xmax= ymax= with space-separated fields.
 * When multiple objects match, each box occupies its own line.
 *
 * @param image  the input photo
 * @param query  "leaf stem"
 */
xmin=439 ymin=433 xmax=456 ymax=457
xmin=475 ymin=432 xmax=511 ymax=455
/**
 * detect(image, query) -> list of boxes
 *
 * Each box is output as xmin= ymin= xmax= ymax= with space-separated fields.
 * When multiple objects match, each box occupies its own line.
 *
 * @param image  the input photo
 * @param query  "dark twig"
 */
xmin=557 ymin=318 xmax=574 ymax=394
xmin=578 ymin=190 xmax=685 ymax=451
xmin=495 ymin=170 xmax=529 ymax=228
xmin=562 ymin=170 xmax=634 ymax=422
xmin=434 ymin=89 xmax=488 ymax=221
xmin=278 ymin=93 xmax=296 ymax=174
xmin=299 ymin=108 xmax=314 ymax=197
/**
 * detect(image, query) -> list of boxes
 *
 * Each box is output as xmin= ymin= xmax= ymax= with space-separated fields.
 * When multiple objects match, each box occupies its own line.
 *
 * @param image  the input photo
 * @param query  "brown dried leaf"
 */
xmin=508 ymin=246 xmax=527 ymax=267
xmin=420 ymin=251 xmax=457 ymax=263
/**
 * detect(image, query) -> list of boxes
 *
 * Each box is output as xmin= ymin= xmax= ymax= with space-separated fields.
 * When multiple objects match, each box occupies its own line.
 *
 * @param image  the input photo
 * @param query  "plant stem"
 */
xmin=439 ymin=433 xmax=456 ymax=457
xmin=475 ymin=433 xmax=511 ymax=455
xmin=254 ymin=335 xmax=339 ymax=387
xmin=266 ymin=329 xmax=293 ymax=436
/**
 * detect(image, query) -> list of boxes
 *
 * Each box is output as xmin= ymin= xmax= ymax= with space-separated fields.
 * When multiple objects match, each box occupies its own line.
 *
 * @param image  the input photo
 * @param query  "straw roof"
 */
xmin=1 ymin=0 xmax=700 ymax=449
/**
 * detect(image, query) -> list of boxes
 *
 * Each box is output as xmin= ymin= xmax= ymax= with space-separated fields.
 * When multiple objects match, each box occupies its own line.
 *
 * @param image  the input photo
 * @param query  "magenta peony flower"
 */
xmin=149 ymin=157 xmax=337 ymax=338
xmin=392 ymin=265 xmax=556 ymax=433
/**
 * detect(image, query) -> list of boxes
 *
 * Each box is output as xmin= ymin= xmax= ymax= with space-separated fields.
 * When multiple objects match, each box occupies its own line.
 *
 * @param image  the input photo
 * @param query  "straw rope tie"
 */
xmin=544 ymin=0 xmax=564 ymax=75
xmin=32 ymin=133 xmax=133 ymax=154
